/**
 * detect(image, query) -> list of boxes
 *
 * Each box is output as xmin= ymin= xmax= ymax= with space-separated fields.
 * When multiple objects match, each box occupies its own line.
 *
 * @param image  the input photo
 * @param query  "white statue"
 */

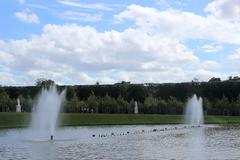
xmin=134 ymin=101 xmax=138 ymax=114
xmin=16 ymin=98 xmax=21 ymax=112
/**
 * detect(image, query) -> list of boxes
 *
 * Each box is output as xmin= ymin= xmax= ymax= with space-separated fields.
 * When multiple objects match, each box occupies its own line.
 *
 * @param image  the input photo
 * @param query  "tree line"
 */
xmin=0 ymin=77 xmax=240 ymax=115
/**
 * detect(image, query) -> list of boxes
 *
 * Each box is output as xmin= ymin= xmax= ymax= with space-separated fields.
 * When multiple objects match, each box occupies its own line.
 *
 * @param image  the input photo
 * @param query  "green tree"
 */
xmin=229 ymin=95 xmax=240 ymax=116
xmin=144 ymin=97 xmax=158 ymax=113
xmin=203 ymin=98 xmax=212 ymax=115
xmin=35 ymin=78 xmax=55 ymax=88
xmin=208 ymin=77 xmax=221 ymax=83
xmin=167 ymin=96 xmax=184 ymax=115
xmin=66 ymin=86 xmax=76 ymax=100
xmin=99 ymin=94 xmax=118 ymax=113
xmin=158 ymin=98 xmax=167 ymax=114
xmin=214 ymin=96 xmax=230 ymax=115
xmin=86 ymin=93 xmax=99 ymax=113
xmin=66 ymin=95 xmax=80 ymax=113
xmin=19 ymin=95 xmax=33 ymax=112
xmin=0 ymin=91 xmax=10 ymax=112
xmin=116 ymin=96 xmax=130 ymax=113
xmin=79 ymin=100 xmax=88 ymax=113
xmin=127 ymin=85 xmax=148 ymax=102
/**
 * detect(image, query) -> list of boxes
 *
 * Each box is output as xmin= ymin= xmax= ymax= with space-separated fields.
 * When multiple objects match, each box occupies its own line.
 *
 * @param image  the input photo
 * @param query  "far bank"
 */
xmin=1 ymin=112 xmax=240 ymax=128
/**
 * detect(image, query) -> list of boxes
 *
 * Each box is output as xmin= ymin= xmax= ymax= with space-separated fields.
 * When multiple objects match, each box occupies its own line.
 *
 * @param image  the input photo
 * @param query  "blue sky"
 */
xmin=1 ymin=0 xmax=213 ymax=39
xmin=0 ymin=0 xmax=240 ymax=86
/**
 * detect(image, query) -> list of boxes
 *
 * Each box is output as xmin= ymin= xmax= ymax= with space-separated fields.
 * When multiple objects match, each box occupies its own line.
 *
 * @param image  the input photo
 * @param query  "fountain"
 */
xmin=185 ymin=94 xmax=205 ymax=159
xmin=30 ymin=85 xmax=66 ymax=140
xmin=185 ymin=94 xmax=204 ymax=125
xmin=16 ymin=98 xmax=22 ymax=112
xmin=134 ymin=101 xmax=138 ymax=114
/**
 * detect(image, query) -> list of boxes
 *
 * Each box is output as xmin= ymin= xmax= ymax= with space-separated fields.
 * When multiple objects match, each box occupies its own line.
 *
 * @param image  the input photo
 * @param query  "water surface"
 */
xmin=0 ymin=125 xmax=240 ymax=160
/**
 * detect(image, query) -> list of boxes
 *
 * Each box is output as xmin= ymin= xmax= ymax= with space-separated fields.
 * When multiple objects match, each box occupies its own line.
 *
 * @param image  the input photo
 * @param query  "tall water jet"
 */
xmin=31 ymin=85 xmax=65 ymax=140
xmin=16 ymin=98 xmax=21 ymax=112
xmin=134 ymin=101 xmax=138 ymax=114
xmin=185 ymin=94 xmax=205 ymax=159
xmin=185 ymin=94 xmax=204 ymax=125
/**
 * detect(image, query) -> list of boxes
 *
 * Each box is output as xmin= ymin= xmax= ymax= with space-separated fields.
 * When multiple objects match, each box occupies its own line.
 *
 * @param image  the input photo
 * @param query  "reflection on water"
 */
xmin=30 ymin=141 xmax=56 ymax=160
xmin=188 ymin=127 xmax=206 ymax=160
xmin=0 ymin=125 xmax=240 ymax=160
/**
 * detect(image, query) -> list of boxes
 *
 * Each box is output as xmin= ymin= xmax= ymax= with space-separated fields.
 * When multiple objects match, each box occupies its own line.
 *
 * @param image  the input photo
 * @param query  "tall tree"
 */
xmin=35 ymin=78 xmax=55 ymax=87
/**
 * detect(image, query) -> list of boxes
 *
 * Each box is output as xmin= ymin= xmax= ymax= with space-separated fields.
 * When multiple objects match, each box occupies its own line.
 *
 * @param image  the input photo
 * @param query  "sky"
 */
xmin=0 ymin=0 xmax=240 ymax=86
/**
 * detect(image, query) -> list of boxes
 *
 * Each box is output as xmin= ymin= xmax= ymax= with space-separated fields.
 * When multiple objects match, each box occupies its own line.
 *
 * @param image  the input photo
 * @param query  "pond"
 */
xmin=0 ymin=125 xmax=240 ymax=160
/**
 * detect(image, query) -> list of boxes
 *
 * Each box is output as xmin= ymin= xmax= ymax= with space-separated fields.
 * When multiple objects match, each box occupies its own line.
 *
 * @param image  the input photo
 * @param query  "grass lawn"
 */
xmin=1 ymin=112 xmax=240 ymax=128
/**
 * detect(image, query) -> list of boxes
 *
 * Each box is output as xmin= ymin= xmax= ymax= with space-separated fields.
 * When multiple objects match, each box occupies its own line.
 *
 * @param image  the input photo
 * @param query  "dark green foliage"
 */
xmin=228 ymin=76 xmax=240 ymax=82
xmin=0 ymin=91 xmax=11 ymax=112
xmin=144 ymin=97 xmax=158 ymax=114
xmin=208 ymin=77 xmax=221 ymax=83
xmin=116 ymin=96 xmax=131 ymax=113
xmin=127 ymin=85 xmax=148 ymax=102
xmin=99 ymin=94 xmax=118 ymax=113
xmin=19 ymin=95 xmax=33 ymax=112
xmin=65 ymin=86 xmax=76 ymax=100
xmin=1 ymin=78 xmax=240 ymax=115
xmin=35 ymin=78 xmax=55 ymax=87
xmin=86 ymin=93 xmax=99 ymax=113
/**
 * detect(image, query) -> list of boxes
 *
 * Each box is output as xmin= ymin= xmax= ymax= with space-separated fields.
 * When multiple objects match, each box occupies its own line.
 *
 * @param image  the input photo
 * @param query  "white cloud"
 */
xmin=2 ymin=4 xmax=239 ymax=85
xmin=97 ymin=76 xmax=116 ymax=84
xmin=0 ymin=51 xmax=16 ymax=66
xmin=78 ymin=72 xmax=94 ymax=83
xmin=201 ymin=43 xmax=223 ymax=53
xmin=115 ymin=68 xmax=226 ymax=83
xmin=201 ymin=60 xmax=221 ymax=70
xmin=191 ymin=69 xmax=226 ymax=81
xmin=16 ymin=0 xmax=25 ymax=4
xmin=58 ymin=0 xmax=112 ymax=11
xmin=0 ymin=24 xmax=203 ymax=85
xmin=227 ymin=49 xmax=240 ymax=72
xmin=229 ymin=49 xmax=240 ymax=61
xmin=15 ymin=9 xmax=39 ymax=24
xmin=0 ymin=72 xmax=15 ymax=85
xmin=205 ymin=0 xmax=240 ymax=20
xmin=61 ymin=11 xmax=102 ymax=22
xmin=115 ymin=4 xmax=240 ymax=45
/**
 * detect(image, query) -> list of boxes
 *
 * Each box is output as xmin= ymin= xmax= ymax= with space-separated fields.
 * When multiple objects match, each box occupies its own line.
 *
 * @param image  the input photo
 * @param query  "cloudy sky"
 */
xmin=0 ymin=0 xmax=240 ymax=86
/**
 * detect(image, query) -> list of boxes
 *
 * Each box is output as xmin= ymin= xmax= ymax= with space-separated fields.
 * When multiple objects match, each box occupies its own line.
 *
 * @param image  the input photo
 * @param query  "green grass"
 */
xmin=1 ymin=112 xmax=240 ymax=128
xmin=205 ymin=115 xmax=240 ymax=124
xmin=59 ymin=113 xmax=183 ymax=126
xmin=0 ymin=112 xmax=31 ymax=128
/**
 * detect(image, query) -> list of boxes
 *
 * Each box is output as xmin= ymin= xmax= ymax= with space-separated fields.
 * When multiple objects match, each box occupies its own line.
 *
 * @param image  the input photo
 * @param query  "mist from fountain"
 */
xmin=30 ymin=85 xmax=66 ymax=140
xmin=185 ymin=94 xmax=204 ymax=125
